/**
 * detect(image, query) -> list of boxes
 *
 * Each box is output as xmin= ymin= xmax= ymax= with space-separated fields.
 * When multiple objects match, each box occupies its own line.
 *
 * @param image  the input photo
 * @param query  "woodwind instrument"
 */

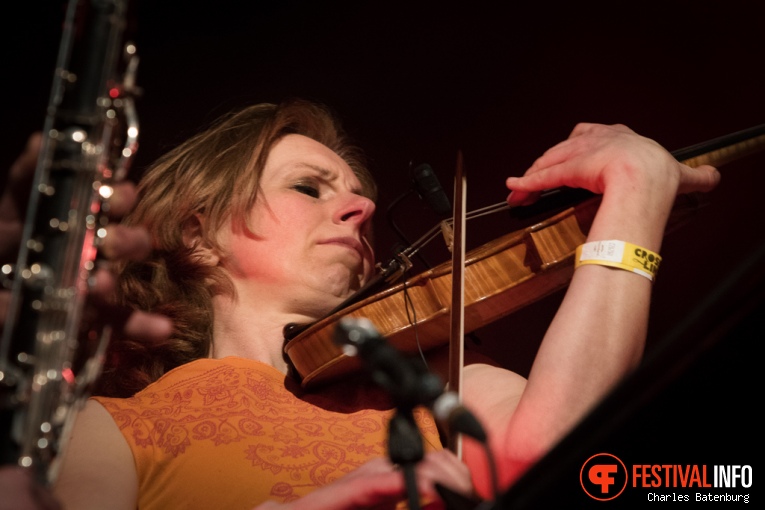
xmin=0 ymin=0 xmax=137 ymax=485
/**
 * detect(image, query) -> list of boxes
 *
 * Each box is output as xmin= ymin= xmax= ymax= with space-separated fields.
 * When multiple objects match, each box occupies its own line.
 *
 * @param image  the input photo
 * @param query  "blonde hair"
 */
xmin=95 ymin=99 xmax=375 ymax=397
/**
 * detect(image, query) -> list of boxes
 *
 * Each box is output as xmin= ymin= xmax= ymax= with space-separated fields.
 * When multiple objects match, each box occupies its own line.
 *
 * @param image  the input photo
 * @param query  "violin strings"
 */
xmin=394 ymin=202 xmax=514 ymax=372
xmin=402 ymin=188 xmax=571 ymax=260
xmin=463 ymin=201 xmax=510 ymax=220
xmin=403 ymin=201 xmax=511 ymax=259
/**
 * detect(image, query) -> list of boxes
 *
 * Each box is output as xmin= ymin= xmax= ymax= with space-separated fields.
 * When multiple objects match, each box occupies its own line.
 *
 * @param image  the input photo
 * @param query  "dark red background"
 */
xmin=3 ymin=1 xmax=762 ymax=503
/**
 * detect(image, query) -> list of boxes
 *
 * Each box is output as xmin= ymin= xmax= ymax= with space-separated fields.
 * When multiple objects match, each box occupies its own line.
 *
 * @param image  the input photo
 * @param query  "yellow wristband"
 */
xmin=575 ymin=240 xmax=661 ymax=282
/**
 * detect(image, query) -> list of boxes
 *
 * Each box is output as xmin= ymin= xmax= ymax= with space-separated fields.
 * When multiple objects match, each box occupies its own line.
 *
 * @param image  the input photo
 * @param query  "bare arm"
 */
xmin=53 ymin=400 xmax=138 ymax=510
xmin=461 ymin=123 xmax=720 ymax=495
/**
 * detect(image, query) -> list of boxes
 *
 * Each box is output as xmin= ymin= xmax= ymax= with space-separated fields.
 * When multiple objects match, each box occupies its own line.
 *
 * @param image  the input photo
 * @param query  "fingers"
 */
xmin=415 ymin=450 xmax=474 ymax=498
xmin=98 ymin=183 xmax=153 ymax=261
xmin=1 ymin=134 xmax=41 ymax=223
xmin=505 ymin=123 xmax=716 ymax=207
xmin=0 ymin=134 xmax=43 ymax=260
xmin=0 ymin=220 xmax=22 ymax=262
xmin=9 ymin=132 xmax=42 ymax=182
xmin=99 ymin=224 xmax=153 ymax=262
xmin=1 ymin=133 xmax=171 ymax=357
xmin=88 ymin=268 xmax=172 ymax=343
xmin=505 ymin=175 xmax=546 ymax=207
xmin=105 ymin=181 xmax=139 ymax=219
xmin=2 ymin=268 xmax=172 ymax=344
xmin=1 ymin=185 xmax=148 ymax=264
xmin=93 ymin=223 xmax=161 ymax=342
xmin=251 ymin=452 xmax=474 ymax=510
xmin=503 ymin=124 xmax=609 ymax=205
xmin=677 ymin=163 xmax=721 ymax=194
xmin=123 ymin=310 xmax=174 ymax=343
xmin=0 ymin=291 xmax=8 ymax=329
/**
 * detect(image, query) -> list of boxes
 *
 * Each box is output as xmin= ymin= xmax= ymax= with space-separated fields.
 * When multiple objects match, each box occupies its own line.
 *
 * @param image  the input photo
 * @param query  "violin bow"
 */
xmin=448 ymin=150 xmax=467 ymax=457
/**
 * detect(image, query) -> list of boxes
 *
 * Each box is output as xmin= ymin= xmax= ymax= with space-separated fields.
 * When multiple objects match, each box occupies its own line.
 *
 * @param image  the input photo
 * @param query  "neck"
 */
xmin=210 ymin=293 xmax=315 ymax=375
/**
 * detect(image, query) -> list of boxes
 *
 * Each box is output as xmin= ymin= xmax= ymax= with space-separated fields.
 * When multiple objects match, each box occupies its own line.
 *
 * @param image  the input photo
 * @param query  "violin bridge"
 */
xmin=440 ymin=220 xmax=454 ymax=253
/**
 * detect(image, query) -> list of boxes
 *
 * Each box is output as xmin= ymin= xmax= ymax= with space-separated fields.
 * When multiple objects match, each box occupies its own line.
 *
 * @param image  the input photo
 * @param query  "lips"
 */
xmin=318 ymin=236 xmax=365 ymax=261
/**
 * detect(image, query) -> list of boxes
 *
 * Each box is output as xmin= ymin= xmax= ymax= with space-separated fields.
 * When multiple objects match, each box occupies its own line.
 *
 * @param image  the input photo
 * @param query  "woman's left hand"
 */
xmin=505 ymin=123 xmax=720 ymax=207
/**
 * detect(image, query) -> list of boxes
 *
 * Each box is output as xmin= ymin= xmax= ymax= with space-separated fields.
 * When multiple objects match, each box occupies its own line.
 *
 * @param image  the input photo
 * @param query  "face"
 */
xmin=217 ymin=134 xmax=376 ymax=318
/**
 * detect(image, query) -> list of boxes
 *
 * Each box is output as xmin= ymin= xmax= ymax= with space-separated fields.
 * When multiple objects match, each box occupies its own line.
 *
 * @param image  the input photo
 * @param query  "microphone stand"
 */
xmin=388 ymin=408 xmax=425 ymax=510
xmin=333 ymin=318 xmax=445 ymax=510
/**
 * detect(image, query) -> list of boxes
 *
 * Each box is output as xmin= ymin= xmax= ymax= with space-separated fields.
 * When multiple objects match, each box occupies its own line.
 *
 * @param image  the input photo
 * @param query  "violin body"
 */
xmin=286 ymin=198 xmax=600 ymax=387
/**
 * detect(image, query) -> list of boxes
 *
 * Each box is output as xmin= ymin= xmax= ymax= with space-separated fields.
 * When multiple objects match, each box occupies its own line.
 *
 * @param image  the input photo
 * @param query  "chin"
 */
xmin=320 ymin=269 xmax=363 ymax=296
xmin=307 ymin=286 xmax=348 ymax=312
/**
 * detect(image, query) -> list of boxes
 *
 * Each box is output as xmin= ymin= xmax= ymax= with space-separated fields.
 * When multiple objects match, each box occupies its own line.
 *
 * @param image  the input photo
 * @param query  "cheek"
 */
xmin=221 ymin=205 xmax=290 ymax=278
xmin=223 ymin=228 xmax=288 ymax=281
xmin=224 ymin=218 xmax=316 ymax=285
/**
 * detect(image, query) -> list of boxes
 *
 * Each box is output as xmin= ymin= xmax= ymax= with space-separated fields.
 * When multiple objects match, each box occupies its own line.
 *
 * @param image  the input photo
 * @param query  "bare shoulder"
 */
xmin=425 ymin=345 xmax=503 ymax=379
xmin=464 ymin=363 xmax=527 ymax=397
xmin=463 ymin=363 xmax=527 ymax=423
xmin=424 ymin=346 xmax=526 ymax=427
xmin=53 ymin=399 xmax=138 ymax=510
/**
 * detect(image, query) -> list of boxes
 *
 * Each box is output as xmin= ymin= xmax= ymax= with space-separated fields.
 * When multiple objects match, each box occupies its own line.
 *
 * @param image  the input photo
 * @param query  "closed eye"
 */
xmin=292 ymin=183 xmax=320 ymax=198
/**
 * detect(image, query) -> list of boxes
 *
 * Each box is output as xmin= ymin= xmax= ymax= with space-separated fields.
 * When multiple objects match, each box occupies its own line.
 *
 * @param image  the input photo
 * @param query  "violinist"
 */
xmin=6 ymin=98 xmax=719 ymax=509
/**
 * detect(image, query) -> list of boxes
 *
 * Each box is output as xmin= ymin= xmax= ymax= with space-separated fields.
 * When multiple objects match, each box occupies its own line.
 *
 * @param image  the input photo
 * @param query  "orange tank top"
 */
xmin=93 ymin=357 xmax=443 ymax=509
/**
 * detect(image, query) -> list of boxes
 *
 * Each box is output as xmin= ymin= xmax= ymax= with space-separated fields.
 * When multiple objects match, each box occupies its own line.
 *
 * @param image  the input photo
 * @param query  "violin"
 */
xmin=284 ymin=124 xmax=765 ymax=389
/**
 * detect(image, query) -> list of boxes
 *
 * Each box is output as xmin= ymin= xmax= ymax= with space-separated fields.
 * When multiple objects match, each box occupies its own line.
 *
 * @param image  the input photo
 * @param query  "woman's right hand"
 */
xmin=252 ymin=450 xmax=475 ymax=510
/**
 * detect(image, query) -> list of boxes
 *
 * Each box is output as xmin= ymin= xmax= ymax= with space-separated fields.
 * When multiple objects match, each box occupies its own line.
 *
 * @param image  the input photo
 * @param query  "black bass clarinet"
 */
xmin=0 ymin=0 xmax=138 ymax=484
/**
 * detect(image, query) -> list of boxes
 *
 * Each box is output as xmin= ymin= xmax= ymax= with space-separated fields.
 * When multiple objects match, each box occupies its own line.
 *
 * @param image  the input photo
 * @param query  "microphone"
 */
xmin=412 ymin=163 xmax=452 ymax=217
xmin=333 ymin=318 xmax=442 ymax=407
xmin=334 ymin=318 xmax=487 ymax=443
xmin=432 ymin=391 xmax=487 ymax=443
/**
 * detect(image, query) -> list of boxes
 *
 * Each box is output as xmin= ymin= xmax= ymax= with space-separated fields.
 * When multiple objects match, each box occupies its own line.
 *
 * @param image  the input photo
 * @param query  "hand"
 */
xmin=251 ymin=450 xmax=475 ymax=510
xmin=0 ymin=133 xmax=172 ymax=343
xmin=0 ymin=133 xmax=38 ymax=263
xmin=505 ymin=123 xmax=720 ymax=207
xmin=0 ymin=467 xmax=61 ymax=510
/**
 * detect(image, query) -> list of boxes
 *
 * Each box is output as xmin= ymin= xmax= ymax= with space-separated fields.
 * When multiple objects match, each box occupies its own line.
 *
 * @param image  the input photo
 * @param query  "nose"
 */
xmin=334 ymin=193 xmax=376 ymax=227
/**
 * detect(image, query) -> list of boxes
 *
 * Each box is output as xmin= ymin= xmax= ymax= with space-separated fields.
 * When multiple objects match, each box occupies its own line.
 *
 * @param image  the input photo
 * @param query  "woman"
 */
xmin=51 ymin=99 xmax=719 ymax=509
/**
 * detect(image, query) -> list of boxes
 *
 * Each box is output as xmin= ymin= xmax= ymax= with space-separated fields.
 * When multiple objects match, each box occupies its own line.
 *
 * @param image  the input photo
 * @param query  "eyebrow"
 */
xmin=295 ymin=162 xmax=364 ymax=196
xmin=297 ymin=162 xmax=332 ymax=178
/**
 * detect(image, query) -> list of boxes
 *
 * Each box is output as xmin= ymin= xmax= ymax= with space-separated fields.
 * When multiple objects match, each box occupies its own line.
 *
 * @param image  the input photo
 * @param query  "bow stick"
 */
xmin=447 ymin=150 xmax=467 ymax=457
